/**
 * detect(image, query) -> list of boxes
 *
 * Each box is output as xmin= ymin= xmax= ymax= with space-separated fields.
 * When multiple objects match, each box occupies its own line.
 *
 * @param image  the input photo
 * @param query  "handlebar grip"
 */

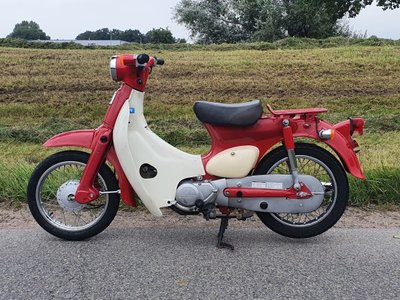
xmin=155 ymin=57 xmax=165 ymax=66
xmin=136 ymin=54 xmax=150 ymax=65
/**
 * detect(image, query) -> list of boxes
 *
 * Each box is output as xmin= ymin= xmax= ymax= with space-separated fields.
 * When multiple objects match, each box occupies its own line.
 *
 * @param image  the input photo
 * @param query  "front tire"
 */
xmin=254 ymin=143 xmax=349 ymax=238
xmin=27 ymin=150 xmax=120 ymax=240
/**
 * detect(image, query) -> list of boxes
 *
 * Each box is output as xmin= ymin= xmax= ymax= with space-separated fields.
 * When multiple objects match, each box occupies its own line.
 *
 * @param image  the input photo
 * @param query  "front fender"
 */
xmin=43 ymin=129 xmax=95 ymax=149
xmin=43 ymin=129 xmax=137 ymax=207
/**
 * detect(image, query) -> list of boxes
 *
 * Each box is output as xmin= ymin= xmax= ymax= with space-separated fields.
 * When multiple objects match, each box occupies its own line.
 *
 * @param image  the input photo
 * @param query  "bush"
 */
xmin=1 ymin=37 xmax=400 ymax=51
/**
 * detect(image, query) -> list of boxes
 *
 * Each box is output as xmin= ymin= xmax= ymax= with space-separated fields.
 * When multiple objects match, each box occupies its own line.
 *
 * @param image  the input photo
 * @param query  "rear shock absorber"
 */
xmin=282 ymin=119 xmax=301 ymax=190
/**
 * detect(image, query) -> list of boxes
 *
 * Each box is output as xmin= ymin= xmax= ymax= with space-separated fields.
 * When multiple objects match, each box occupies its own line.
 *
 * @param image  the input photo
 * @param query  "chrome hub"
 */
xmin=56 ymin=180 xmax=84 ymax=212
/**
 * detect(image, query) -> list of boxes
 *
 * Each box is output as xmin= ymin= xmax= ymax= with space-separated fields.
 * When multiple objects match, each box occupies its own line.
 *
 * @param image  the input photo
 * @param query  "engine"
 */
xmin=174 ymin=174 xmax=325 ymax=215
xmin=175 ymin=181 xmax=216 ymax=208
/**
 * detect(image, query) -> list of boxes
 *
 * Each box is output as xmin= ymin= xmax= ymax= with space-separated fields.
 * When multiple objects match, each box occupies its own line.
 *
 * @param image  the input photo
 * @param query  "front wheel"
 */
xmin=27 ymin=150 xmax=120 ymax=240
xmin=254 ymin=143 xmax=349 ymax=238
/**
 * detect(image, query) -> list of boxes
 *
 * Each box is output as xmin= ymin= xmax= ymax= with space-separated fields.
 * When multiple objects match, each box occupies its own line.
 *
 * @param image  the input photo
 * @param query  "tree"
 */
xmin=283 ymin=0 xmax=341 ymax=38
xmin=119 ymin=29 xmax=145 ymax=43
xmin=145 ymin=28 xmax=175 ymax=43
xmin=76 ymin=28 xmax=111 ymax=40
xmin=174 ymin=0 xmax=247 ymax=44
xmin=7 ymin=21 xmax=50 ymax=40
xmin=76 ymin=28 xmax=145 ymax=43
xmin=175 ymin=0 xmax=400 ymax=44
xmin=235 ymin=0 xmax=285 ymax=42
xmin=317 ymin=0 xmax=400 ymax=18
xmin=174 ymin=0 xmax=338 ymax=43
xmin=75 ymin=30 xmax=92 ymax=40
xmin=76 ymin=27 xmax=178 ymax=43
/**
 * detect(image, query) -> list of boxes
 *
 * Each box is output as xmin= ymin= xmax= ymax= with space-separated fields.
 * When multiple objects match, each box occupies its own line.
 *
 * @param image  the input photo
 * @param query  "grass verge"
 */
xmin=1 ymin=133 xmax=399 ymax=206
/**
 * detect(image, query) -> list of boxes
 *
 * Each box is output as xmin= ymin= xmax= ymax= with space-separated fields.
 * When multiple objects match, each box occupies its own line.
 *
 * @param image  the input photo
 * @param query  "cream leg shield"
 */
xmin=113 ymin=90 xmax=205 ymax=216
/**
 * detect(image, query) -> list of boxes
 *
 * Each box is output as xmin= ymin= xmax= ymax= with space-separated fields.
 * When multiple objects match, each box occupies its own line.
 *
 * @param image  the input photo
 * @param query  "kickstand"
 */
xmin=217 ymin=217 xmax=234 ymax=251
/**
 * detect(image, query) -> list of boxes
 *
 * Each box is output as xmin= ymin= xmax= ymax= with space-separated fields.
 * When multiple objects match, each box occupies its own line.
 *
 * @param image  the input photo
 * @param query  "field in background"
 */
xmin=0 ymin=44 xmax=399 ymax=206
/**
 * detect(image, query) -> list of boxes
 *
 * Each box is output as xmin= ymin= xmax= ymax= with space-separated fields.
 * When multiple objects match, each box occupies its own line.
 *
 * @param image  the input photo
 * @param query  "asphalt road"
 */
xmin=0 ymin=226 xmax=399 ymax=300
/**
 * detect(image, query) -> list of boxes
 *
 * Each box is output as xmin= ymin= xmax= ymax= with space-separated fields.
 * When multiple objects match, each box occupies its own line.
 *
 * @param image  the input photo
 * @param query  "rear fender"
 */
xmin=323 ymin=132 xmax=365 ymax=180
xmin=292 ymin=121 xmax=365 ymax=179
xmin=43 ymin=129 xmax=137 ymax=207
xmin=323 ymin=139 xmax=365 ymax=179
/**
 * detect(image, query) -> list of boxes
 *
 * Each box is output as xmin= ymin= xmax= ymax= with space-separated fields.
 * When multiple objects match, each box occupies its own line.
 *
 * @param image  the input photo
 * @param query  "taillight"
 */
xmin=333 ymin=117 xmax=365 ymax=152
xmin=349 ymin=117 xmax=364 ymax=136
xmin=334 ymin=118 xmax=364 ymax=138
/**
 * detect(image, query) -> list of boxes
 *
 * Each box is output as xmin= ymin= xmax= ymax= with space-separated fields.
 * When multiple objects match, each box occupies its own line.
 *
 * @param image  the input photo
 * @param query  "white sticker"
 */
xmin=266 ymin=182 xmax=283 ymax=190
xmin=251 ymin=182 xmax=267 ymax=189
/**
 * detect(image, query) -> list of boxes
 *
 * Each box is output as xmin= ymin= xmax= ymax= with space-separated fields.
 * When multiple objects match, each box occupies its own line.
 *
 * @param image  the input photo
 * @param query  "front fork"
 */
xmin=282 ymin=119 xmax=301 ymax=190
xmin=74 ymin=126 xmax=113 ymax=204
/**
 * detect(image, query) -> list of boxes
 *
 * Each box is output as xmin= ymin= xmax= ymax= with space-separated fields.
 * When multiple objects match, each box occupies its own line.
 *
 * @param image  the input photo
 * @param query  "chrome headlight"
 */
xmin=109 ymin=56 xmax=118 ymax=81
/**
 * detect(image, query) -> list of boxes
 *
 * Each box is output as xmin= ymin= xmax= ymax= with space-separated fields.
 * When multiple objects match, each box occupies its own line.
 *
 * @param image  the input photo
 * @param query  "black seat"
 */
xmin=193 ymin=100 xmax=263 ymax=127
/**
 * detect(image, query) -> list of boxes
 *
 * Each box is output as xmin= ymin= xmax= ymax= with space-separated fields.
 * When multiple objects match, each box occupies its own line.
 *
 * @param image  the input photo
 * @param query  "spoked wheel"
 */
xmin=254 ymin=143 xmax=349 ymax=238
xmin=27 ymin=151 xmax=120 ymax=240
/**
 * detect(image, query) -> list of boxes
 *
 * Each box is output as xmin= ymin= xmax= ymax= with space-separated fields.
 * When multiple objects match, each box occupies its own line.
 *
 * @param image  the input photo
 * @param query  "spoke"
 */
xmin=291 ymin=214 xmax=295 ymax=223
xmin=73 ymin=212 xmax=80 ymax=226
xmin=269 ymin=154 xmax=337 ymax=227
xmin=43 ymin=202 xmax=61 ymax=209
xmin=36 ymin=160 xmax=108 ymax=231
xmin=304 ymin=213 xmax=311 ymax=223
xmin=297 ymin=159 xmax=307 ymax=174
xmin=274 ymin=165 xmax=287 ymax=174
xmin=77 ymin=211 xmax=88 ymax=225
xmin=62 ymin=209 xmax=67 ymax=225
xmin=314 ymin=164 xmax=323 ymax=177
xmin=42 ymin=189 xmax=57 ymax=199
xmin=88 ymin=207 xmax=99 ymax=220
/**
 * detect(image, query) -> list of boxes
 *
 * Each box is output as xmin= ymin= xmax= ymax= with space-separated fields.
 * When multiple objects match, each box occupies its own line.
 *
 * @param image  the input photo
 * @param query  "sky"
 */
xmin=0 ymin=0 xmax=399 ymax=40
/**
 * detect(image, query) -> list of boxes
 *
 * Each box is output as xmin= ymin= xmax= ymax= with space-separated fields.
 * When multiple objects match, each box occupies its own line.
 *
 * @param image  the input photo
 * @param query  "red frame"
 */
xmin=43 ymin=54 xmax=365 ymax=208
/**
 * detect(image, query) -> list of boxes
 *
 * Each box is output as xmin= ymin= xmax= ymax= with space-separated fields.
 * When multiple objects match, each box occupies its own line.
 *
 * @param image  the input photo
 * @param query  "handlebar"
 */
xmin=136 ymin=54 xmax=164 ymax=67
xmin=121 ymin=54 xmax=165 ymax=67
xmin=136 ymin=54 xmax=150 ymax=65
xmin=155 ymin=57 xmax=165 ymax=66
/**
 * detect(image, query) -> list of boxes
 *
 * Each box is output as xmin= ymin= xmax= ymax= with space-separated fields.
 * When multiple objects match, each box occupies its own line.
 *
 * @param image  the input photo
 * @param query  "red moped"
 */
xmin=28 ymin=54 xmax=365 ymax=249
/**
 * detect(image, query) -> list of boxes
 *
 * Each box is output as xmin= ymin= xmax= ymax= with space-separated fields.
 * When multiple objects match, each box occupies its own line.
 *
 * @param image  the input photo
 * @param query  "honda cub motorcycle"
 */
xmin=28 ymin=54 xmax=365 ymax=249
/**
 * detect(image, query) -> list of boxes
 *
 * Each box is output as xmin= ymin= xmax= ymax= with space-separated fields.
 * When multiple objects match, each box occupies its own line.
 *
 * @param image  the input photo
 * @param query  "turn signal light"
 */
xmin=319 ymin=129 xmax=335 ymax=140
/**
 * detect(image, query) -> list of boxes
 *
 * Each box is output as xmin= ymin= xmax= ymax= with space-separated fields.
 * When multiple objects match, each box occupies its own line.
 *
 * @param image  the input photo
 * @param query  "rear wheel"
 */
xmin=27 ymin=150 xmax=120 ymax=240
xmin=254 ymin=143 xmax=349 ymax=238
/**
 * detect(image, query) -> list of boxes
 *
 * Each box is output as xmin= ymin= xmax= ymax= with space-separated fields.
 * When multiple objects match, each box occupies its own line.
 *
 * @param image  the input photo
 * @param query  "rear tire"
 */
xmin=254 ymin=143 xmax=349 ymax=238
xmin=27 ymin=150 xmax=120 ymax=240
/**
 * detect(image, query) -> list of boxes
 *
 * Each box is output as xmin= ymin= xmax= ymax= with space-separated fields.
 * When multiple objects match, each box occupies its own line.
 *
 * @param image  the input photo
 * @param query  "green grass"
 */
xmin=350 ymin=168 xmax=400 ymax=206
xmin=1 ymin=132 xmax=399 ymax=206
xmin=0 ymin=44 xmax=399 ymax=206
xmin=0 ymin=158 xmax=34 ymax=202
